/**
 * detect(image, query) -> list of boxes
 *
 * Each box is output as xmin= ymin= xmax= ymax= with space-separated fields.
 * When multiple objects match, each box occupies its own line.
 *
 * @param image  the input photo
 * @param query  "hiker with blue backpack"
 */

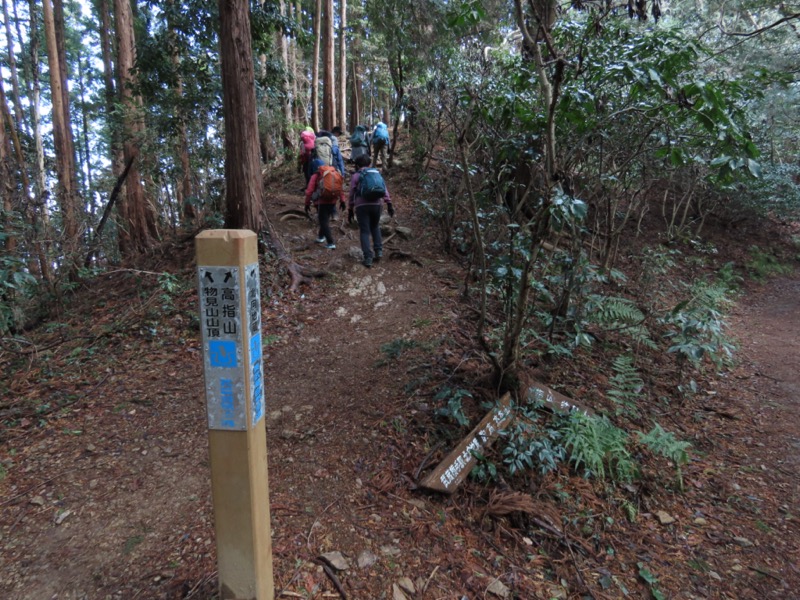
xmin=371 ymin=122 xmax=390 ymax=170
xmin=348 ymin=154 xmax=395 ymax=268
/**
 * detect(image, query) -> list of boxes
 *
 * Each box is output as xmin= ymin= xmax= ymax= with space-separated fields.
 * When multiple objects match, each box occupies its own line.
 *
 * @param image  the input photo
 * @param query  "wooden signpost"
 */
xmin=196 ymin=230 xmax=273 ymax=600
xmin=419 ymin=394 xmax=514 ymax=494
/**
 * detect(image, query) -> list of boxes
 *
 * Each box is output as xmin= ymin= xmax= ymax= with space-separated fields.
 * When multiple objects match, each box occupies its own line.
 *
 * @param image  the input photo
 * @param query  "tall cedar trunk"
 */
xmin=278 ymin=0 xmax=292 ymax=127
xmin=294 ymin=0 xmax=305 ymax=122
xmin=53 ymin=0 xmax=81 ymax=212
xmin=348 ymin=27 xmax=361 ymax=130
xmin=115 ymin=0 xmax=156 ymax=254
xmin=288 ymin=1 xmax=298 ymax=122
xmin=349 ymin=59 xmax=360 ymax=131
xmin=26 ymin=0 xmax=50 ymax=282
xmin=337 ymin=0 xmax=346 ymax=131
xmin=76 ymin=51 xmax=94 ymax=214
xmin=387 ymin=51 xmax=404 ymax=166
xmin=25 ymin=0 xmax=45 ymax=200
xmin=166 ymin=0 xmax=194 ymax=223
xmin=218 ymin=0 xmax=263 ymax=231
xmin=0 ymin=80 xmax=17 ymax=256
xmin=322 ymin=0 xmax=335 ymax=130
xmin=311 ymin=0 xmax=321 ymax=131
xmin=2 ymin=0 xmax=24 ymax=131
xmin=97 ymin=0 xmax=122 ymax=175
xmin=42 ymin=0 xmax=80 ymax=262
xmin=276 ymin=0 xmax=293 ymax=155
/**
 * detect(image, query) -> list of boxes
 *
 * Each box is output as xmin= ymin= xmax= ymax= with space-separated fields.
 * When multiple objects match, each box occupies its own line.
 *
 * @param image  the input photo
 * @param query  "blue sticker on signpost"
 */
xmin=209 ymin=341 xmax=237 ymax=368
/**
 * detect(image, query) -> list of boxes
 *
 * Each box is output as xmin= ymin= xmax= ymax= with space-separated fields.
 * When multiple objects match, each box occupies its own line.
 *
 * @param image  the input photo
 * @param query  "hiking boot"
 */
xmin=325 ymin=243 xmax=336 ymax=249
xmin=374 ymin=250 xmax=383 ymax=261
xmin=362 ymin=258 xmax=373 ymax=268
xmin=315 ymin=237 xmax=326 ymax=244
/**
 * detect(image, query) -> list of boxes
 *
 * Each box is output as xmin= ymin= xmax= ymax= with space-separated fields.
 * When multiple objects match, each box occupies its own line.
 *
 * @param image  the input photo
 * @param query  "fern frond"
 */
xmin=607 ymin=354 xmax=645 ymax=414
xmin=585 ymin=295 xmax=655 ymax=348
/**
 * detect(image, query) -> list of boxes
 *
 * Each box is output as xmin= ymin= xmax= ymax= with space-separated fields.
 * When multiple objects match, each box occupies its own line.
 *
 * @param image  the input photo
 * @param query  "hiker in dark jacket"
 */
xmin=348 ymin=154 xmax=394 ymax=268
xmin=305 ymin=161 xmax=346 ymax=249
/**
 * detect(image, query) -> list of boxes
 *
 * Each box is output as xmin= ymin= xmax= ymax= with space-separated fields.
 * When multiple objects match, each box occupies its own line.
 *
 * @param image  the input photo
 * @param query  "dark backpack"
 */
xmin=358 ymin=168 xmax=386 ymax=202
xmin=350 ymin=125 xmax=368 ymax=148
xmin=315 ymin=166 xmax=343 ymax=203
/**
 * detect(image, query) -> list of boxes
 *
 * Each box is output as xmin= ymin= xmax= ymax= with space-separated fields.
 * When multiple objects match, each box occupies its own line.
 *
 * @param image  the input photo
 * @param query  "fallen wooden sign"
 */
xmin=419 ymin=394 xmax=513 ymax=494
xmin=526 ymin=381 xmax=591 ymax=416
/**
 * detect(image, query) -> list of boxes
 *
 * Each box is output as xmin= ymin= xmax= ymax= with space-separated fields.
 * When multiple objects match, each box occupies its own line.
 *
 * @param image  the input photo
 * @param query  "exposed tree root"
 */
xmin=261 ymin=214 xmax=327 ymax=292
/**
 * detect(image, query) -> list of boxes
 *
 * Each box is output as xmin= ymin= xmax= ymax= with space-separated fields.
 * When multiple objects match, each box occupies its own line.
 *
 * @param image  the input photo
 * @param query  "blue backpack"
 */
xmin=373 ymin=123 xmax=389 ymax=144
xmin=358 ymin=168 xmax=386 ymax=202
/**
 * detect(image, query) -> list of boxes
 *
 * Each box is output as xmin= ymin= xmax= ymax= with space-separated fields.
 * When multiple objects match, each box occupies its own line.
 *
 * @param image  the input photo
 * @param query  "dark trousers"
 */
xmin=356 ymin=204 xmax=382 ymax=260
xmin=317 ymin=204 xmax=336 ymax=244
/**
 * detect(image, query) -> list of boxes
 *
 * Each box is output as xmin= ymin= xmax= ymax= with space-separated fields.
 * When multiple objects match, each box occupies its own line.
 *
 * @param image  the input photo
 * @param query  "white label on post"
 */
xmin=244 ymin=263 xmax=265 ymax=426
xmin=198 ymin=266 xmax=246 ymax=430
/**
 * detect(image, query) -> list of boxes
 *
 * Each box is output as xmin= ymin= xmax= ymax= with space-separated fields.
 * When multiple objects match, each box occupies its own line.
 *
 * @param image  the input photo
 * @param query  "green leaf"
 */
xmin=637 ymin=563 xmax=659 ymax=585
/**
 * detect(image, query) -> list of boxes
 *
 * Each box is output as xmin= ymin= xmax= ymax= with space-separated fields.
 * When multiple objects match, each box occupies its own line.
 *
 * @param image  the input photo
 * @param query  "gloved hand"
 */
xmin=388 ymin=204 xmax=395 ymax=218
xmin=304 ymin=205 xmax=311 ymax=218
xmin=348 ymin=209 xmax=354 ymax=224
xmin=339 ymin=201 xmax=346 ymax=212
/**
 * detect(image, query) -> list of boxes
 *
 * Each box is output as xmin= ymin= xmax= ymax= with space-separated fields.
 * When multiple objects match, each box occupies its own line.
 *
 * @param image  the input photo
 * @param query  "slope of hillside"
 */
xmin=1 ymin=158 xmax=798 ymax=599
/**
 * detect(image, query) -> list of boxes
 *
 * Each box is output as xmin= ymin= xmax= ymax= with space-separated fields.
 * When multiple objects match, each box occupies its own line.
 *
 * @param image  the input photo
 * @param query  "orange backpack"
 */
xmin=316 ymin=166 xmax=343 ymax=203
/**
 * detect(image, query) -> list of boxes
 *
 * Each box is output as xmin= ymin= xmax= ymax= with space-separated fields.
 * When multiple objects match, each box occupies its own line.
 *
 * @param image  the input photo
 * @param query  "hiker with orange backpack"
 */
xmin=305 ymin=161 xmax=346 ymax=249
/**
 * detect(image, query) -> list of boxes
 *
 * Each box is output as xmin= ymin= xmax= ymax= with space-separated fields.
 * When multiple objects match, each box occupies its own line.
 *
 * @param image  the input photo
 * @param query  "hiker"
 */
xmin=298 ymin=127 xmax=317 ymax=185
xmin=350 ymin=125 xmax=370 ymax=164
xmin=315 ymin=129 xmax=346 ymax=176
xmin=305 ymin=160 xmax=346 ymax=250
xmin=371 ymin=121 xmax=390 ymax=170
xmin=348 ymin=154 xmax=394 ymax=268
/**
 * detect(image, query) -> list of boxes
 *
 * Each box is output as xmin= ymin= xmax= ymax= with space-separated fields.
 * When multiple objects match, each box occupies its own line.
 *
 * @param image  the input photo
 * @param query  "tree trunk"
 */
xmin=0 ymin=80 xmax=16 ymax=256
xmin=218 ymin=0 xmax=264 ymax=232
xmin=288 ymin=1 xmax=298 ymax=123
xmin=76 ymin=51 xmax=94 ymax=213
xmin=337 ymin=0 xmax=347 ymax=131
xmin=278 ymin=0 xmax=292 ymax=129
xmin=25 ymin=0 xmax=50 ymax=282
xmin=322 ymin=0 xmax=335 ymax=130
xmin=43 ymin=0 xmax=80 ymax=263
xmin=311 ymin=0 xmax=321 ymax=131
xmin=115 ymin=0 xmax=157 ymax=254
xmin=2 ymin=0 xmax=25 ymax=132
xmin=24 ymin=0 xmax=45 ymax=201
xmin=97 ymin=0 xmax=123 ymax=180
xmin=349 ymin=30 xmax=362 ymax=130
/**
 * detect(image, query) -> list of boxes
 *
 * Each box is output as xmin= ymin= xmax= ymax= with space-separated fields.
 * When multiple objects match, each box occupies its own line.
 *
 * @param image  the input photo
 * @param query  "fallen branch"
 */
xmin=85 ymin=155 xmax=135 ymax=268
xmin=748 ymin=565 xmax=783 ymax=582
xmin=317 ymin=561 xmax=347 ymax=599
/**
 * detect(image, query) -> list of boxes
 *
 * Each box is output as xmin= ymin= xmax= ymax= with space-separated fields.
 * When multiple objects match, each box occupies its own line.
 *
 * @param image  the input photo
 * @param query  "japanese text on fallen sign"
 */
xmin=419 ymin=394 xmax=513 ymax=494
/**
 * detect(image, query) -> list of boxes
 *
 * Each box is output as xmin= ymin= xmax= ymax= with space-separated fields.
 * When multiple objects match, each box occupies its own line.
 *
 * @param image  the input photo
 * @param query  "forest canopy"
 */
xmin=0 ymin=0 xmax=798 ymax=340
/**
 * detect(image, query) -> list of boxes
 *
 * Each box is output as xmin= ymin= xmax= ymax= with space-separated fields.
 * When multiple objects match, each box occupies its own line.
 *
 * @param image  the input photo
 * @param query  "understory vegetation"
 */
xmin=1 ymin=0 xmax=798 ymax=531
